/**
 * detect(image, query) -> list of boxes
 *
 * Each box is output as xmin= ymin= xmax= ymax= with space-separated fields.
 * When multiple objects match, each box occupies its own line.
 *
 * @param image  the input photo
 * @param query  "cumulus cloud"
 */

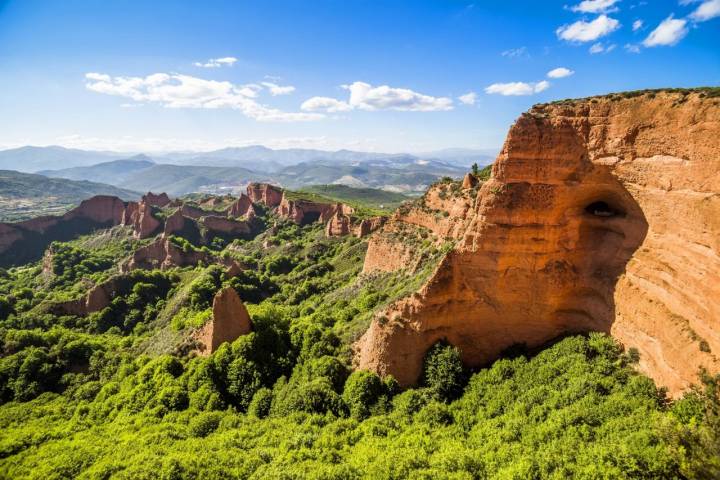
xmin=570 ymin=0 xmax=620 ymax=13
xmin=193 ymin=57 xmax=237 ymax=68
xmin=458 ymin=92 xmax=477 ymax=105
xmin=689 ymin=0 xmax=720 ymax=21
xmin=556 ymin=14 xmax=621 ymax=42
xmin=84 ymin=72 xmax=322 ymax=122
xmin=624 ymin=43 xmax=642 ymax=53
xmin=485 ymin=81 xmax=550 ymax=96
xmin=301 ymin=96 xmax=352 ymax=113
xmin=547 ymin=67 xmax=574 ymax=78
xmin=300 ymin=82 xmax=453 ymax=113
xmin=642 ymin=15 xmax=688 ymax=47
xmin=342 ymin=82 xmax=453 ymax=111
xmin=632 ymin=19 xmax=644 ymax=31
xmin=260 ymin=82 xmax=296 ymax=96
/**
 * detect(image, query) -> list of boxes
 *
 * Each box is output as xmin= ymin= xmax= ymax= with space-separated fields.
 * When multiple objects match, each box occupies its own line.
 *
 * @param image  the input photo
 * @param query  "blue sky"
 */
xmin=0 ymin=0 xmax=718 ymax=153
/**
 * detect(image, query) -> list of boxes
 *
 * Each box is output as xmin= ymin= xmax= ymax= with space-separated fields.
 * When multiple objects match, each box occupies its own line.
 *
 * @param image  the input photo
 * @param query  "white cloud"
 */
xmin=570 ymin=0 xmax=620 ymax=13
xmin=193 ymin=57 xmax=238 ymax=68
xmin=484 ymin=81 xmax=550 ymax=96
xmin=501 ymin=46 xmax=529 ymax=58
xmin=547 ymin=67 xmax=574 ymax=78
xmin=344 ymin=81 xmax=453 ymax=111
xmin=84 ymin=72 xmax=322 ymax=122
xmin=260 ymin=82 xmax=296 ymax=96
xmin=689 ymin=0 xmax=720 ymax=21
xmin=458 ymin=92 xmax=477 ymax=105
xmin=300 ymin=82 xmax=453 ymax=113
xmin=632 ymin=19 xmax=643 ymax=31
xmin=589 ymin=42 xmax=617 ymax=53
xmin=642 ymin=15 xmax=688 ymax=47
xmin=301 ymin=96 xmax=352 ymax=113
xmin=556 ymin=14 xmax=621 ymax=42
xmin=85 ymin=72 xmax=111 ymax=82
xmin=624 ymin=43 xmax=642 ymax=53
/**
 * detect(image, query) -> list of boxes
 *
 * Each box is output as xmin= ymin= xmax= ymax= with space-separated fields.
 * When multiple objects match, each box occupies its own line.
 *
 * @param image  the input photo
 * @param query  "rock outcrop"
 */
xmin=325 ymin=212 xmax=351 ymax=236
xmin=201 ymin=215 xmax=252 ymax=237
xmin=247 ymin=182 xmax=283 ymax=207
xmin=194 ymin=287 xmax=252 ymax=355
xmin=278 ymin=196 xmax=345 ymax=225
xmin=462 ymin=173 xmax=478 ymax=189
xmin=51 ymin=276 xmax=126 ymax=316
xmin=0 ymin=195 xmax=130 ymax=267
xmin=227 ymin=194 xmax=256 ymax=217
xmin=122 ymin=237 xmax=212 ymax=271
xmin=142 ymin=192 xmax=171 ymax=208
xmin=122 ymin=200 xmax=161 ymax=239
xmin=356 ymin=90 xmax=720 ymax=396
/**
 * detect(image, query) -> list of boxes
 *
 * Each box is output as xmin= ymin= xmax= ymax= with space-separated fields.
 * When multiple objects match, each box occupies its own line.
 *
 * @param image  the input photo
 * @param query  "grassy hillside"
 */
xmin=0 ymin=170 xmax=139 ymax=221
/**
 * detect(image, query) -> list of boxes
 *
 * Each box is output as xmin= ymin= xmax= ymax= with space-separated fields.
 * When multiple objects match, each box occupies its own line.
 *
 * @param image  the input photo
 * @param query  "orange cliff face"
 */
xmin=356 ymin=90 xmax=720 ymax=396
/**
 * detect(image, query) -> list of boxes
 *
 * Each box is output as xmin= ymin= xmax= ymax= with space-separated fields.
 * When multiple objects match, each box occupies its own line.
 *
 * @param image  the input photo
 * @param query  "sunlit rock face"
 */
xmin=357 ymin=91 xmax=720 ymax=395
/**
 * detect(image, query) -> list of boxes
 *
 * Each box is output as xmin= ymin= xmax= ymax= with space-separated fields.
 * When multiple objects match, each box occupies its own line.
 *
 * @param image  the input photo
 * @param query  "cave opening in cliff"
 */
xmin=585 ymin=200 xmax=624 ymax=218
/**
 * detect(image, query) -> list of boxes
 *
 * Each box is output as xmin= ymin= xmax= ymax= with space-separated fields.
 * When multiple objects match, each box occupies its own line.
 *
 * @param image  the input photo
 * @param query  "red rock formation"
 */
xmin=226 ymin=194 xmax=256 ymax=217
xmin=354 ymin=216 xmax=387 ymax=238
xmin=194 ymin=287 xmax=252 ymax=355
xmin=51 ymin=276 xmax=125 ymax=316
xmin=325 ymin=212 xmax=351 ymax=236
xmin=356 ymin=90 xmax=720 ymax=396
xmin=64 ymin=195 xmax=127 ymax=224
xmin=163 ymin=209 xmax=187 ymax=236
xmin=278 ymin=196 xmax=354 ymax=225
xmin=0 ymin=195 xmax=130 ymax=265
xmin=462 ymin=173 xmax=478 ymax=189
xmin=122 ymin=200 xmax=161 ymax=239
xmin=362 ymin=231 xmax=418 ymax=274
xmin=142 ymin=192 xmax=171 ymax=207
xmin=201 ymin=215 xmax=251 ymax=236
xmin=122 ymin=237 xmax=211 ymax=271
xmin=180 ymin=204 xmax=208 ymax=219
xmin=247 ymin=183 xmax=283 ymax=207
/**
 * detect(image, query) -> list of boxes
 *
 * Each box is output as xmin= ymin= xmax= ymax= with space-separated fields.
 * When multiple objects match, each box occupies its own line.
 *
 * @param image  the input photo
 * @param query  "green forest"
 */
xmin=0 ymin=193 xmax=718 ymax=480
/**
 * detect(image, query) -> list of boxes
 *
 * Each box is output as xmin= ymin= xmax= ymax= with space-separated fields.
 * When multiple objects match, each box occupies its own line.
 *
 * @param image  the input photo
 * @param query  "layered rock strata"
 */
xmin=356 ymin=90 xmax=720 ymax=395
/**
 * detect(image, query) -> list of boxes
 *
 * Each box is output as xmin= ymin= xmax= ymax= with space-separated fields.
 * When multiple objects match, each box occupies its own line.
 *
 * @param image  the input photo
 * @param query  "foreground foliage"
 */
xmin=0 ymin=203 xmax=718 ymax=479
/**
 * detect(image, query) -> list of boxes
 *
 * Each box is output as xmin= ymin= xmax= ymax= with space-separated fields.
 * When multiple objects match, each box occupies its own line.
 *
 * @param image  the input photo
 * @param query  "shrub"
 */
xmin=188 ymin=411 xmax=223 ymax=438
xmin=421 ymin=341 xmax=467 ymax=402
xmin=248 ymin=387 xmax=273 ymax=418
xmin=343 ymin=370 xmax=385 ymax=419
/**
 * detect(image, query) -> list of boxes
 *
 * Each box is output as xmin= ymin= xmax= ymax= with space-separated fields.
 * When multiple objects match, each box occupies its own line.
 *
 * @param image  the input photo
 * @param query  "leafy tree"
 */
xmin=421 ymin=341 xmax=467 ymax=401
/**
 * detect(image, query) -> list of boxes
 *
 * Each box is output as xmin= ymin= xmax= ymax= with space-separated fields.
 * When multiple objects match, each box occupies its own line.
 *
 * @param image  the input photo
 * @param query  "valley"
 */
xmin=0 ymin=89 xmax=718 ymax=478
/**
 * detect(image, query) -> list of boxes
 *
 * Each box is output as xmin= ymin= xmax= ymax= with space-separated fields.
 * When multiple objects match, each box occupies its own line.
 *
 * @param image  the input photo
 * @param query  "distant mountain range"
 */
xmin=0 ymin=145 xmax=498 ymax=199
xmin=0 ymin=145 xmax=497 ymax=172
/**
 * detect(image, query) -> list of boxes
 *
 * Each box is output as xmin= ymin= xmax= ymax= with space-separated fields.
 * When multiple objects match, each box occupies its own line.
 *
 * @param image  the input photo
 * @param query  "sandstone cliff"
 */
xmin=247 ymin=182 xmax=283 ymax=207
xmin=357 ymin=90 xmax=720 ymax=395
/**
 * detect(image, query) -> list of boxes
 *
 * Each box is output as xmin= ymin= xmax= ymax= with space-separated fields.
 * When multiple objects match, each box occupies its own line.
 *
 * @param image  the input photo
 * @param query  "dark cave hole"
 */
xmin=585 ymin=200 xmax=625 ymax=218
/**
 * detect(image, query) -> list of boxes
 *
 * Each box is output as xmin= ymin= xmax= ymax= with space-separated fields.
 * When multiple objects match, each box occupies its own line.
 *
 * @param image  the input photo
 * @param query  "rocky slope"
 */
xmin=356 ymin=89 xmax=720 ymax=395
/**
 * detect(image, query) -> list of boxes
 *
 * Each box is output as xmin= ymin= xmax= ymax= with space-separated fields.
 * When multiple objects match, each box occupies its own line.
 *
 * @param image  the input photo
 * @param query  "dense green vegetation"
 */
xmin=0 ymin=170 xmax=139 ymax=221
xmin=0 ymin=196 xmax=718 ymax=479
